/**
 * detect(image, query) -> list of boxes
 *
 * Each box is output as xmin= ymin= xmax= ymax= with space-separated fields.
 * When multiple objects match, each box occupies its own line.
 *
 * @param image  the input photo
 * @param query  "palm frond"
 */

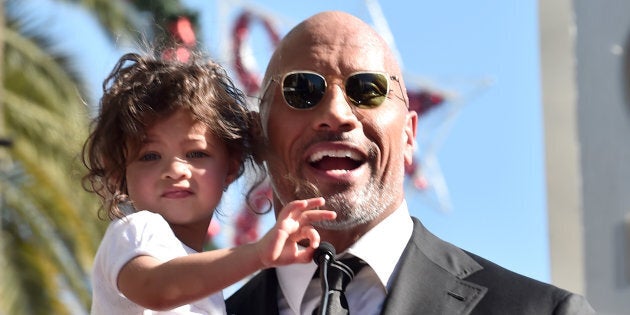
xmin=1 ymin=2 xmax=108 ymax=313
xmin=55 ymin=0 xmax=145 ymax=43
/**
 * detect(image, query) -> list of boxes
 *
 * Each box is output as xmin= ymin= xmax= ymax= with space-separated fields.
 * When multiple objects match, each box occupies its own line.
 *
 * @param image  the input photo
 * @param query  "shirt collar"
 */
xmin=276 ymin=258 xmax=318 ymax=314
xmin=276 ymin=200 xmax=413 ymax=314
xmin=345 ymin=200 xmax=412 ymax=289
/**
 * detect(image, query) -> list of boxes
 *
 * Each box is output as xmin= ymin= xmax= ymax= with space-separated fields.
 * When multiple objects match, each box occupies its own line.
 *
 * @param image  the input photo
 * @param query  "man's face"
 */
xmin=260 ymin=31 xmax=417 ymax=230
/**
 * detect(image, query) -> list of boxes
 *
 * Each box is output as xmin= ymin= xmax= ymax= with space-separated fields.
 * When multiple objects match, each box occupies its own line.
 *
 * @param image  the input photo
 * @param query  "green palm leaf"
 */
xmin=1 ymin=2 xmax=109 ymax=314
xmin=2 ymin=0 xmax=202 ymax=313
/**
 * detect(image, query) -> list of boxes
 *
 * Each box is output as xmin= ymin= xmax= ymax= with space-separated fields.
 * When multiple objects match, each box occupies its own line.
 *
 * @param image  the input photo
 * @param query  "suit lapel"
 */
xmin=226 ymin=269 xmax=279 ymax=315
xmin=381 ymin=218 xmax=487 ymax=315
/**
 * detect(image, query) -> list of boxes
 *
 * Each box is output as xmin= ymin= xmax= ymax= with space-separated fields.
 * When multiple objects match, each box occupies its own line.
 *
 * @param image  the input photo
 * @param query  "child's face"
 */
xmin=125 ymin=109 xmax=239 ymax=229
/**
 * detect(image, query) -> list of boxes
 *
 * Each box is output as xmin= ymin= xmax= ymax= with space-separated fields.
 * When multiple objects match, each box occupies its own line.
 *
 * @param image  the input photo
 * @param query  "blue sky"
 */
xmin=20 ymin=0 xmax=547 ymax=283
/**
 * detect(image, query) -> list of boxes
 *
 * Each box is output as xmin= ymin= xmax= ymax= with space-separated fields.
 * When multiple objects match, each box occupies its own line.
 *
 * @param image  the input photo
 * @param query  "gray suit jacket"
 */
xmin=226 ymin=217 xmax=595 ymax=314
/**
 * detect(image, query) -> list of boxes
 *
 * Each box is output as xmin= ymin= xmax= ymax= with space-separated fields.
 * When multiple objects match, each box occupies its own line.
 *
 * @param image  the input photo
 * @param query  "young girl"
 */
xmin=83 ymin=52 xmax=335 ymax=314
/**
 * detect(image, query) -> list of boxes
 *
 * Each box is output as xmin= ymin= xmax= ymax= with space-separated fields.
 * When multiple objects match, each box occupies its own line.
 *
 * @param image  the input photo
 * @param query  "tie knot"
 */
xmin=327 ymin=256 xmax=366 ymax=291
xmin=312 ymin=256 xmax=367 ymax=315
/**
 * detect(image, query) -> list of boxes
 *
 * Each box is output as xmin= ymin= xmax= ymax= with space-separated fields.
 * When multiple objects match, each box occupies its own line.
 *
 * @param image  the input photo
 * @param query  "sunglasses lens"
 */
xmin=282 ymin=72 xmax=326 ymax=109
xmin=345 ymin=72 xmax=389 ymax=108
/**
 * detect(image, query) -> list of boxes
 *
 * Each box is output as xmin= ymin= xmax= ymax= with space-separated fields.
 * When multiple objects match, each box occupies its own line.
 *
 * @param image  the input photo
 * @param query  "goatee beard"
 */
xmin=266 ymin=132 xmax=397 ymax=230
xmin=310 ymin=178 xmax=394 ymax=230
xmin=284 ymin=168 xmax=396 ymax=230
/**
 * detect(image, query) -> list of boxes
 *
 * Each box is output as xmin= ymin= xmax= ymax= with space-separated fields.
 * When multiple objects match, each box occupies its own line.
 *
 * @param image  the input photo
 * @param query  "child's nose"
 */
xmin=162 ymin=157 xmax=192 ymax=180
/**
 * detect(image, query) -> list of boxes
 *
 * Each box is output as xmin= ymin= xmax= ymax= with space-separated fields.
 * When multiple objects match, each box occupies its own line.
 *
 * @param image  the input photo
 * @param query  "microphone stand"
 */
xmin=317 ymin=256 xmax=331 ymax=315
xmin=314 ymin=242 xmax=336 ymax=315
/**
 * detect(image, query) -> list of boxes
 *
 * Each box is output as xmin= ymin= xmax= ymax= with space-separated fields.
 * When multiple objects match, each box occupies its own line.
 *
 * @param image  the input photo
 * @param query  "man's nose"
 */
xmin=311 ymin=85 xmax=360 ymax=132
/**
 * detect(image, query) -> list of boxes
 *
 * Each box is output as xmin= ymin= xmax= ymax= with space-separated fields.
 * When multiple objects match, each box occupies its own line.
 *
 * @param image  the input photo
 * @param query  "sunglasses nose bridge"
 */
xmin=328 ymin=84 xmax=356 ymax=111
xmin=311 ymin=84 xmax=360 ymax=131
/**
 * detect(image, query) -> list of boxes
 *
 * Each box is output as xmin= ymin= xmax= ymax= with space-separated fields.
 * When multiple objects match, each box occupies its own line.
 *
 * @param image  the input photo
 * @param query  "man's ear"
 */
xmin=403 ymin=111 xmax=418 ymax=167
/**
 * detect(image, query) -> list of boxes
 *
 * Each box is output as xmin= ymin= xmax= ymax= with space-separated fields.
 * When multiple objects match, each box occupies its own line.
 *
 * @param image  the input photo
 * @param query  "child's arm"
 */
xmin=117 ymin=197 xmax=334 ymax=311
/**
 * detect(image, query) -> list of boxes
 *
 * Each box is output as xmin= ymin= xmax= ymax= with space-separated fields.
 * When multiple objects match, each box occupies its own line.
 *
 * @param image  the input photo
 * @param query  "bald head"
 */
xmin=263 ymin=11 xmax=404 ymax=94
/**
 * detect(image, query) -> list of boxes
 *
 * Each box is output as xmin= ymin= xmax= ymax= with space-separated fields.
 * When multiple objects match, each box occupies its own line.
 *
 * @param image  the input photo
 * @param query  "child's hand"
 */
xmin=255 ymin=197 xmax=335 ymax=268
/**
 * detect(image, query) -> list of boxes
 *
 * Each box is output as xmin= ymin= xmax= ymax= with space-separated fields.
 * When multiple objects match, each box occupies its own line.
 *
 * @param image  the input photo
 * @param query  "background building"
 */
xmin=541 ymin=0 xmax=630 ymax=314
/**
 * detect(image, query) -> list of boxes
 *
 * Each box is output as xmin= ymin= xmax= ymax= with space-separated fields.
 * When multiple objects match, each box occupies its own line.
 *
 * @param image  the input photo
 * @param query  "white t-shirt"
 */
xmin=90 ymin=210 xmax=226 ymax=315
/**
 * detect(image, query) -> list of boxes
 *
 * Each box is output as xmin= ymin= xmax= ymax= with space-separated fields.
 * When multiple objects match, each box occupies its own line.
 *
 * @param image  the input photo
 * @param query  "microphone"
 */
xmin=313 ymin=242 xmax=336 ymax=315
xmin=314 ymin=241 xmax=336 ymax=265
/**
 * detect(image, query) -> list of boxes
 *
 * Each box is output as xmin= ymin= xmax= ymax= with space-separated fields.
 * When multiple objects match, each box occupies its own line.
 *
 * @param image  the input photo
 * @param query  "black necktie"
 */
xmin=313 ymin=256 xmax=366 ymax=315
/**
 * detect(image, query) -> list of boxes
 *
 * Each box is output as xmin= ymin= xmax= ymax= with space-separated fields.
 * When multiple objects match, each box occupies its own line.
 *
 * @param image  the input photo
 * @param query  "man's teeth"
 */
xmin=309 ymin=150 xmax=361 ymax=162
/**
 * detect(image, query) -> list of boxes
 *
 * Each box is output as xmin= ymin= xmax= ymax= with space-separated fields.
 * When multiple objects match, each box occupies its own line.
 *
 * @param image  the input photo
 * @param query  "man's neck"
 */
xmin=317 ymin=207 xmax=397 ymax=252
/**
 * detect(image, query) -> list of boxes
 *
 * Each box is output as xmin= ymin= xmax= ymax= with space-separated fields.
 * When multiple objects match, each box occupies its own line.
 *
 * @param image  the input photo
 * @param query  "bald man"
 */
xmin=226 ymin=11 xmax=595 ymax=315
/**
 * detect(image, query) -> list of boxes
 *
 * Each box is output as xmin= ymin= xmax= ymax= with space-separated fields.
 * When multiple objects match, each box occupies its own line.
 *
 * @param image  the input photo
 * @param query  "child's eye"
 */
xmin=187 ymin=151 xmax=209 ymax=159
xmin=139 ymin=152 xmax=160 ymax=161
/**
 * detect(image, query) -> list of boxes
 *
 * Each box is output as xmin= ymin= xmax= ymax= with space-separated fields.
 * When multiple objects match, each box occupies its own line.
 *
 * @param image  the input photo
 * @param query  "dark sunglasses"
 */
xmin=266 ymin=71 xmax=404 ymax=110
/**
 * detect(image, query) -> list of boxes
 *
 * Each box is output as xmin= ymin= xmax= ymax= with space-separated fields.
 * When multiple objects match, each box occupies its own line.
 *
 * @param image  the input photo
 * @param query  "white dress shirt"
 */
xmin=276 ymin=201 xmax=413 ymax=315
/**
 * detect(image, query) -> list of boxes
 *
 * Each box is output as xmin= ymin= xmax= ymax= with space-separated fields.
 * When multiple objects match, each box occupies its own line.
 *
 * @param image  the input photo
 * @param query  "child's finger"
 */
xmin=276 ymin=197 xmax=326 ymax=221
xmin=299 ymin=210 xmax=336 ymax=224
xmin=289 ymin=225 xmax=320 ymax=248
xmin=303 ymin=227 xmax=320 ymax=248
xmin=294 ymin=246 xmax=316 ymax=263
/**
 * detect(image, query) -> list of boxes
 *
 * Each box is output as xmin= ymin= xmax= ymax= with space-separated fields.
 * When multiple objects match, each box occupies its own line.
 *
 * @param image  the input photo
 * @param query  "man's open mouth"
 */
xmin=308 ymin=149 xmax=364 ymax=171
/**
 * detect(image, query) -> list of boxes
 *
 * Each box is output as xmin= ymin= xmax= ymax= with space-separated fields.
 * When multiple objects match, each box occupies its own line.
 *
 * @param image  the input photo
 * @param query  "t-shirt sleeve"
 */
xmin=96 ymin=211 xmax=183 ymax=291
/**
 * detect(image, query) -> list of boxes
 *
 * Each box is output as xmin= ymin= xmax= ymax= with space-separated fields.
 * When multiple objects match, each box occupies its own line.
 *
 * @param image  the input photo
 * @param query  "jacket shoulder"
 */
xmin=226 ymin=269 xmax=279 ymax=315
xmin=464 ymin=251 xmax=594 ymax=314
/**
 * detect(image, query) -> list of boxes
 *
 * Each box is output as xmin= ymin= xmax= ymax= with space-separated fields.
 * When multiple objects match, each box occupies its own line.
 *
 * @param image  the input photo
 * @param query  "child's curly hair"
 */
xmin=82 ymin=51 xmax=264 ymax=220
